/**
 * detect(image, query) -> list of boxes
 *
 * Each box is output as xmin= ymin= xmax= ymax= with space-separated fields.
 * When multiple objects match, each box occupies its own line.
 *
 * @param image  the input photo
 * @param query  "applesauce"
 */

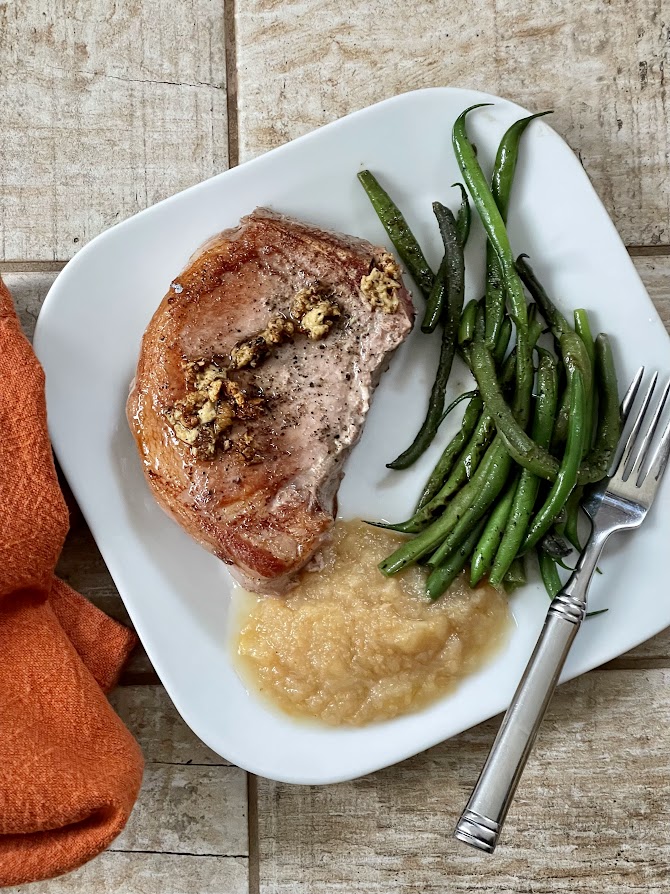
xmin=234 ymin=520 xmax=510 ymax=726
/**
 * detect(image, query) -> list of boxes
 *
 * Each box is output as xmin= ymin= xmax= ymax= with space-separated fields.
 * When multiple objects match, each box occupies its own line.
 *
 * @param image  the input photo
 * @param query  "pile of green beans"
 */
xmin=358 ymin=104 xmax=622 ymax=601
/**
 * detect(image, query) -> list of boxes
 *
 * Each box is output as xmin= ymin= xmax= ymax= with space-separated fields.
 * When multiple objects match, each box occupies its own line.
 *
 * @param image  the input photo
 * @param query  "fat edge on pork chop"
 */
xmin=127 ymin=209 xmax=414 ymax=594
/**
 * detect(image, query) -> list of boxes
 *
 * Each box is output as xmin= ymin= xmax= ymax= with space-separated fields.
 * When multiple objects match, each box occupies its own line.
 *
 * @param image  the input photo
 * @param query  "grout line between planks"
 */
xmin=3 ymin=246 xmax=670 ymax=275
xmin=0 ymin=260 xmax=66 ymax=273
xmin=119 ymin=670 xmax=162 ymax=687
xmin=247 ymin=773 xmax=260 ymax=894
xmin=108 ymin=847 xmax=249 ymax=859
xmin=601 ymin=657 xmax=670 ymax=671
xmin=627 ymin=244 xmax=670 ymax=257
xmin=224 ymin=0 xmax=239 ymax=168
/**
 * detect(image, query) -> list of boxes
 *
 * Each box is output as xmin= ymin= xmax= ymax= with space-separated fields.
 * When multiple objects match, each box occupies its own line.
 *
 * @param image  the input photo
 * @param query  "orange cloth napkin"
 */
xmin=0 ymin=276 xmax=144 ymax=887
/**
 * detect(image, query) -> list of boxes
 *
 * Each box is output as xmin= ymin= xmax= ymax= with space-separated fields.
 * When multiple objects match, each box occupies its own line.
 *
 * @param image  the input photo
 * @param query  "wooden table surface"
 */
xmin=4 ymin=2 xmax=670 ymax=892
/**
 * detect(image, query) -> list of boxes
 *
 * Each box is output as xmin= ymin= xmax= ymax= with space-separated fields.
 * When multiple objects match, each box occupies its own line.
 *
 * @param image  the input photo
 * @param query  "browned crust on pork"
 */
xmin=127 ymin=208 xmax=414 ymax=594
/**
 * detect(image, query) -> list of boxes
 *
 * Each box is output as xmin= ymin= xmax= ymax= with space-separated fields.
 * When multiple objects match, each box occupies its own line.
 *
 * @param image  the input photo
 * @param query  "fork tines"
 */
xmin=617 ymin=367 xmax=670 ymax=489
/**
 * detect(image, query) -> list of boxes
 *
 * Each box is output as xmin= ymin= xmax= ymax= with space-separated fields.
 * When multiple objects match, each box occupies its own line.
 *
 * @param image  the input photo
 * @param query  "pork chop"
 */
xmin=127 ymin=208 xmax=414 ymax=594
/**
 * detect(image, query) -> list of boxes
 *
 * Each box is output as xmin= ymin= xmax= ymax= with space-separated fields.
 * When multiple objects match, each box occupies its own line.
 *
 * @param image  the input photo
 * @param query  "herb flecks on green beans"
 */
xmin=489 ymin=350 xmax=559 ymax=587
xmin=421 ymin=201 xmax=464 ymax=332
xmin=452 ymin=108 xmax=530 ymax=335
xmin=426 ymin=437 xmax=514 ymax=570
xmin=357 ymin=170 xmax=434 ymax=298
xmin=364 ymin=103 xmax=619 ymax=605
xmin=426 ymin=519 xmax=486 ymax=601
xmin=470 ymin=476 xmax=519 ymax=587
xmin=578 ymin=334 xmax=622 ymax=484
xmin=485 ymin=111 xmax=552 ymax=350
xmin=470 ymin=340 xmax=560 ymax=481
xmin=522 ymin=367 xmax=586 ymax=552
xmin=516 ymin=254 xmax=570 ymax=338
xmin=453 ymin=183 xmax=472 ymax=247
xmin=453 ymin=106 xmax=535 ymax=440
xmin=388 ymin=203 xmax=464 ymax=469
xmin=418 ymin=394 xmax=482 ymax=510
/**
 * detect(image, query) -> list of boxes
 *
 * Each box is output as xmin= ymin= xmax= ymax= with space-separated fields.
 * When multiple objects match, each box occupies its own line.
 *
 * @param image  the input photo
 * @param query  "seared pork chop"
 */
xmin=127 ymin=209 xmax=414 ymax=594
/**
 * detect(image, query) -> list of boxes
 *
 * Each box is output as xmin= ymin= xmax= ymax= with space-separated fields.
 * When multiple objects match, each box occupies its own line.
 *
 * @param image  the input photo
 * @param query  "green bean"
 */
xmin=485 ymin=111 xmax=552 ymax=350
xmin=398 ymin=410 xmax=495 ymax=531
xmin=562 ymin=331 xmax=592 ymax=395
xmin=522 ymin=367 xmax=586 ymax=552
xmin=369 ymin=391 xmax=484 ymax=533
xmin=425 ymin=519 xmax=486 ymax=601
xmin=411 ymin=347 xmax=522 ymax=522
xmin=458 ymin=299 xmax=479 ymax=349
xmin=452 ymin=109 xmax=532 ymax=331
xmin=474 ymin=299 xmax=486 ymax=343
xmin=469 ymin=339 xmax=560 ymax=480
xmin=484 ymin=258 xmax=505 ymax=354
xmin=574 ymin=310 xmax=595 ymax=370
xmin=552 ymin=331 xmax=593 ymax=447
xmin=427 ymin=437 xmax=513 ymax=569
xmin=577 ymin=334 xmax=621 ymax=484
xmin=503 ymin=557 xmax=527 ymax=593
xmin=422 ymin=202 xmax=464 ymax=332
xmin=470 ymin=475 xmax=519 ymax=586
xmin=574 ymin=309 xmax=596 ymax=455
xmin=493 ymin=316 xmax=513 ymax=367
xmin=466 ymin=302 xmax=540 ymax=420
xmin=489 ymin=350 xmax=559 ymax=587
xmin=417 ymin=394 xmax=483 ymax=509
xmin=379 ymin=444 xmax=501 ymax=575
xmin=538 ymin=550 xmax=562 ymax=599
xmin=423 ymin=186 xmax=472 ymax=335
xmin=551 ymin=486 xmax=583 ymax=554
xmin=375 ymin=383 xmax=504 ymax=534
xmin=526 ymin=303 xmax=543 ymax=347
xmin=453 ymin=182 xmax=471 ymax=246
xmin=516 ymin=254 xmax=570 ymax=338
xmin=389 ymin=203 xmax=464 ymax=468
xmin=492 ymin=112 xmax=552 ymax=217
xmin=439 ymin=389 xmax=480 ymax=426
xmin=515 ymin=256 xmax=594 ymax=448
xmin=422 ymin=256 xmax=448 ymax=334
xmin=357 ymin=170 xmax=434 ymax=298
xmin=387 ymin=333 xmax=459 ymax=470
xmin=453 ymin=105 xmax=534 ymax=426
xmin=563 ymin=486 xmax=583 ymax=551
xmin=518 ymin=271 xmax=591 ymax=455
xmin=378 ymin=304 xmax=542 ymax=540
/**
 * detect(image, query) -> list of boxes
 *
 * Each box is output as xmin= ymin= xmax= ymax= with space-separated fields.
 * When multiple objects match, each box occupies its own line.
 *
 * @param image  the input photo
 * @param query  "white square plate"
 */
xmin=35 ymin=87 xmax=670 ymax=784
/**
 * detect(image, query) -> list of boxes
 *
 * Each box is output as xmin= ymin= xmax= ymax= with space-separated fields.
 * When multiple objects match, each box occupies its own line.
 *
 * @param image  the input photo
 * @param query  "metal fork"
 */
xmin=454 ymin=368 xmax=670 ymax=854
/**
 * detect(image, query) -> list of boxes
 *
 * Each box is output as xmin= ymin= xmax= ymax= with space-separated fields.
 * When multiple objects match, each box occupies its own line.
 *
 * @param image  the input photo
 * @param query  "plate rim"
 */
xmin=34 ymin=85 xmax=670 ymax=784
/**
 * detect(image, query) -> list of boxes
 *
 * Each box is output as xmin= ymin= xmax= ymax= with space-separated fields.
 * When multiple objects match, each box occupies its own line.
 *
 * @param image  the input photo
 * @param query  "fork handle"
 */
xmin=454 ymin=527 xmax=610 ymax=853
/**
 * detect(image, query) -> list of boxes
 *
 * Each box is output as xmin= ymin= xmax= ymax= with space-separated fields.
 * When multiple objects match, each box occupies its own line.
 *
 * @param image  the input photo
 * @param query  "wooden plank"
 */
xmin=106 ymin=686 xmax=248 ymax=858
xmin=256 ymin=668 xmax=670 ymax=894
xmin=3 ymin=686 xmax=248 ymax=893
xmin=235 ymin=0 xmax=670 ymax=247
xmin=109 ymin=685 xmax=233 ymax=766
xmin=0 ymin=0 xmax=228 ymax=262
xmin=4 ymin=272 xmax=56 ymax=340
xmin=3 ymin=852 xmax=248 ymax=894
xmin=106 ymin=688 xmax=249 ymax=858
xmin=633 ymin=257 xmax=670 ymax=320
xmin=110 ymin=764 xmax=247 ymax=856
